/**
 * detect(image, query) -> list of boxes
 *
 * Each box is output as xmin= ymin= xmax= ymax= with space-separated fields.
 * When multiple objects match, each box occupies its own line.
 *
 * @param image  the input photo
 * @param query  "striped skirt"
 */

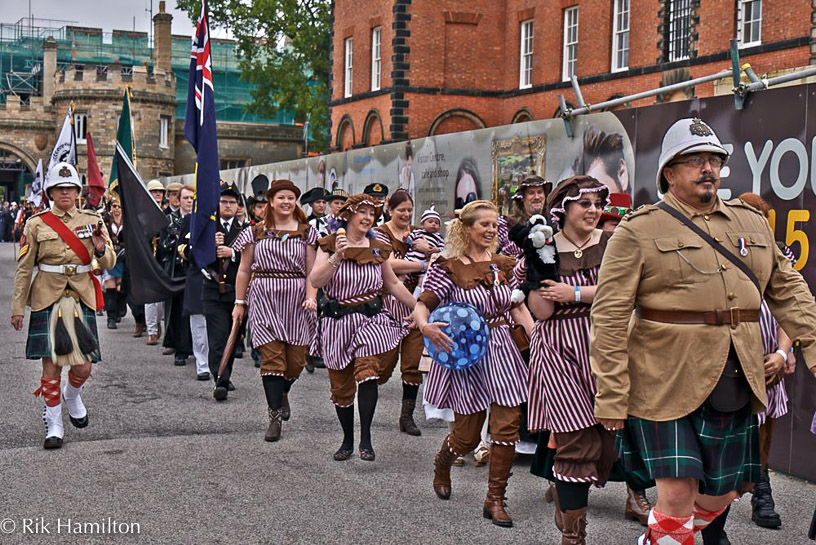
xmin=26 ymin=302 xmax=101 ymax=363
xmin=423 ymin=324 xmax=527 ymax=415
xmin=528 ymin=315 xmax=598 ymax=433
xmin=758 ymin=380 xmax=789 ymax=425
xmin=248 ymin=276 xmax=314 ymax=347
xmin=320 ymin=311 xmax=406 ymax=371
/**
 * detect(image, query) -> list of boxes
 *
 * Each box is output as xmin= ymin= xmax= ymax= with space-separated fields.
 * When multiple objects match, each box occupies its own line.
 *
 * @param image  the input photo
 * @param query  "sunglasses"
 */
xmin=574 ymin=199 xmax=604 ymax=210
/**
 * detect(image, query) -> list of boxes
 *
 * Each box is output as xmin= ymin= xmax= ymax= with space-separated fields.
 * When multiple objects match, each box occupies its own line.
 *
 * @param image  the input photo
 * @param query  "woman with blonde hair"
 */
xmin=414 ymin=200 xmax=533 ymax=528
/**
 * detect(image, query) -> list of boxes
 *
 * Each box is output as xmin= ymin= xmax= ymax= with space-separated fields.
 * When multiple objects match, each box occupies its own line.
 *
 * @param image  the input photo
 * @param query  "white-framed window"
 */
xmin=159 ymin=116 xmax=170 ymax=149
xmin=74 ymin=113 xmax=87 ymax=144
xmin=370 ymin=27 xmax=381 ymax=91
xmin=611 ymin=0 xmax=630 ymax=72
xmin=344 ymin=37 xmax=353 ymax=98
xmin=667 ymin=0 xmax=691 ymax=62
xmin=519 ymin=19 xmax=534 ymax=89
xmin=738 ymin=0 xmax=762 ymax=47
xmin=562 ymin=7 xmax=579 ymax=82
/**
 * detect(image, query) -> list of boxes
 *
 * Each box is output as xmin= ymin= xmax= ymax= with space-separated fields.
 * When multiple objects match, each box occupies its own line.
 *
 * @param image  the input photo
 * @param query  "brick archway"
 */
xmin=336 ymin=115 xmax=355 ymax=151
xmin=428 ymin=109 xmax=486 ymax=136
xmin=0 ymin=141 xmax=37 ymax=174
xmin=512 ymin=108 xmax=534 ymax=124
xmin=362 ymin=110 xmax=384 ymax=147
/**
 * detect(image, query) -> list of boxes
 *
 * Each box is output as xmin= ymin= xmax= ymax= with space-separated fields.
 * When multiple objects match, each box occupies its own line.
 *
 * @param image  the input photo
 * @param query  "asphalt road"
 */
xmin=1 ymin=242 xmax=814 ymax=544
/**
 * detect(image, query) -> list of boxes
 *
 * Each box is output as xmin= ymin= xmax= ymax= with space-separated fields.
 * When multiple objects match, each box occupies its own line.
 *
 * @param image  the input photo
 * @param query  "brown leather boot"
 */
xmin=133 ymin=322 xmax=146 ymax=338
xmin=281 ymin=393 xmax=291 ymax=421
xmin=624 ymin=484 xmax=651 ymax=525
xmin=560 ymin=507 xmax=587 ymax=545
xmin=433 ymin=436 xmax=458 ymax=500
xmin=399 ymin=399 xmax=421 ymax=436
xmin=264 ymin=408 xmax=282 ymax=442
xmin=551 ymin=483 xmax=564 ymax=532
xmin=482 ymin=444 xmax=514 ymax=528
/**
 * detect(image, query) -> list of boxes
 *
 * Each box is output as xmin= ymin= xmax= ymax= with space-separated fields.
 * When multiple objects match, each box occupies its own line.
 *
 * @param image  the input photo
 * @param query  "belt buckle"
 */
xmin=729 ymin=307 xmax=740 ymax=329
xmin=64 ymin=264 xmax=77 ymax=276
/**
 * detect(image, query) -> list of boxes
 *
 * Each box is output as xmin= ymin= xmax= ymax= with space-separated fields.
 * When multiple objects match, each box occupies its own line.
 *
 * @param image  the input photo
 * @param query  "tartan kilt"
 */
xmin=26 ymin=302 xmax=102 ymax=363
xmin=616 ymin=404 xmax=760 ymax=496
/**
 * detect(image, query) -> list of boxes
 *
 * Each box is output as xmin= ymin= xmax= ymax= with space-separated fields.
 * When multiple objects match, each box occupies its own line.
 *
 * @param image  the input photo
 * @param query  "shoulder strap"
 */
xmin=657 ymin=202 xmax=762 ymax=295
xmin=40 ymin=211 xmax=92 ymax=265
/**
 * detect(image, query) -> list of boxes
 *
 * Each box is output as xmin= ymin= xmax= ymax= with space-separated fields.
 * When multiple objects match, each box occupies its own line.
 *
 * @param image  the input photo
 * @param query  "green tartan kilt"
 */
xmin=617 ymin=404 xmax=760 ymax=496
xmin=26 ymin=302 xmax=102 ymax=363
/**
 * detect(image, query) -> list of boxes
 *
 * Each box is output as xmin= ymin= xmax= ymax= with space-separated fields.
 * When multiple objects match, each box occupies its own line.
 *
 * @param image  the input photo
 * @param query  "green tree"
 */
xmin=178 ymin=0 xmax=331 ymax=151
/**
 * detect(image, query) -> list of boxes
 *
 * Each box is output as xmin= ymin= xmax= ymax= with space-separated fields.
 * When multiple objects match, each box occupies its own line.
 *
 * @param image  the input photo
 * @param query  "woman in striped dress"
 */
xmin=232 ymin=179 xmax=319 ymax=442
xmin=414 ymin=200 xmax=533 ymax=528
xmin=526 ymin=176 xmax=618 ymax=543
xmin=309 ymin=194 xmax=417 ymax=462
xmin=375 ymin=190 xmax=437 ymax=436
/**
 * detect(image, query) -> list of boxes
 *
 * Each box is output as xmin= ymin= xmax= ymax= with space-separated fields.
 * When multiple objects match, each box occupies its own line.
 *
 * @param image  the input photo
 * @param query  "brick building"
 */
xmin=329 ymin=0 xmax=816 ymax=151
xmin=0 ymin=1 xmax=303 ymax=202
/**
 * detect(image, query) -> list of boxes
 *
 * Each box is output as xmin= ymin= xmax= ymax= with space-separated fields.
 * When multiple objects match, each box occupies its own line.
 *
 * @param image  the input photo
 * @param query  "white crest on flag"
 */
xmin=27 ymin=158 xmax=44 ymax=207
xmin=48 ymin=106 xmax=77 ymax=174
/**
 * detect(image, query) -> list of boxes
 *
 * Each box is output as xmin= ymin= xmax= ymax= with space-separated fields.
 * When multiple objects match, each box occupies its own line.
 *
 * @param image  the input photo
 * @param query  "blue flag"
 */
xmin=184 ymin=0 xmax=220 ymax=269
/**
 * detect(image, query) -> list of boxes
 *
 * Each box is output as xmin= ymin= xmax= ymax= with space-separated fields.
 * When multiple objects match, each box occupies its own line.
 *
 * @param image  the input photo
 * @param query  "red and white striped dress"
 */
xmin=420 ymin=256 xmax=528 ymax=415
xmin=233 ymin=223 xmax=318 ymax=348
xmin=318 ymin=234 xmax=406 ymax=370
xmin=758 ymin=244 xmax=796 ymax=425
xmin=527 ymin=231 xmax=612 ymax=433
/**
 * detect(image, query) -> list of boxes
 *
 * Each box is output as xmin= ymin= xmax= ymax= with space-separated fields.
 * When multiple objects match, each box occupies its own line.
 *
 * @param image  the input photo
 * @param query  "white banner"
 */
xmin=27 ymin=159 xmax=44 ymax=207
xmin=48 ymin=107 xmax=76 ymax=174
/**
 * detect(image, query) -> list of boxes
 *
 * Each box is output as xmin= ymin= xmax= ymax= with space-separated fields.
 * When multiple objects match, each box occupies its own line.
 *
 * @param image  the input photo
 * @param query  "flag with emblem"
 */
xmin=27 ymin=159 xmax=45 ymax=208
xmin=184 ymin=0 xmax=220 ymax=269
xmin=108 ymin=88 xmax=135 ymax=194
xmin=48 ymin=106 xmax=76 ymax=173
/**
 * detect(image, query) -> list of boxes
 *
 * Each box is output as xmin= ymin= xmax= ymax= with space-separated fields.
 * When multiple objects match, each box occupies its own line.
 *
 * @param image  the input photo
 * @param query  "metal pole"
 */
xmin=570 ymin=75 xmax=586 ymax=108
xmin=564 ymin=69 xmax=733 ymax=117
xmin=744 ymin=66 xmax=816 ymax=91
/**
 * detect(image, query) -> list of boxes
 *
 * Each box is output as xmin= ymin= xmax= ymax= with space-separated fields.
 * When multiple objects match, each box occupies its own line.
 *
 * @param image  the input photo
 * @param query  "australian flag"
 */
xmin=184 ymin=0 xmax=220 ymax=269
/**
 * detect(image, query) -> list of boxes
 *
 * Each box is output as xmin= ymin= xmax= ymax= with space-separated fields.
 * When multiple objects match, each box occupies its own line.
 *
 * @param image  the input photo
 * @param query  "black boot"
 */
xmin=333 ymin=405 xmax=354 ymax=461
xmin=104 ymin=291 xmax=118 ymax=329
xmin=751 ymin=468 xmax=782 ymax=529
xmin=357 ymin=380 xmax=378 ymax=461
xmin=701 ymin=505 xmax=731 ymax=545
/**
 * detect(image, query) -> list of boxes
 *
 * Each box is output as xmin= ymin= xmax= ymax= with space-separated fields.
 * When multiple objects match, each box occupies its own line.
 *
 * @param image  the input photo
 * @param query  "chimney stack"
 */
xmin=42 ymin=37 xmax=57 ymax=104
xmin=153 ymin=0 xmax=173 ymax=73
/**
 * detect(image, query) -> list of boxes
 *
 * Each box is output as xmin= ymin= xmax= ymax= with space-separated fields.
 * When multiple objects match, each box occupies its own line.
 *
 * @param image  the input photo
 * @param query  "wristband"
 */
xmin=775 ymin=349 xmax=788 ymax=361
xmin=234 ymin=299 xmax=247 ymax=306
xmin=420 ymin=261 xmax=426 ymax=273
xmin=93 ymin=247 xmax=105 ymax=258
xmin=574 ymin=285 xmax=581 ymax=303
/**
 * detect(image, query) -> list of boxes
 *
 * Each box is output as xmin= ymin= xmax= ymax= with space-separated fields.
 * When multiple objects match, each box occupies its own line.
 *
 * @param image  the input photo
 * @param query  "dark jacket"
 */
xmin=201 ymin=217 xmax=242 ymax=303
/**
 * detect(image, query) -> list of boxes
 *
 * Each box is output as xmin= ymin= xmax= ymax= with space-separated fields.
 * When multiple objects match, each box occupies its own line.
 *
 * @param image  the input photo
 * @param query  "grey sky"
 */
xmin=1 ymin=0 xmax=230 ymax=39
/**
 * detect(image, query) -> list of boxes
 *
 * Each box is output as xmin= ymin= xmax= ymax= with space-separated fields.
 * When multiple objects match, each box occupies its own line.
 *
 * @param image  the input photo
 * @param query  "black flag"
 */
xmin=116 ymin=143 xmax=185 ymax=303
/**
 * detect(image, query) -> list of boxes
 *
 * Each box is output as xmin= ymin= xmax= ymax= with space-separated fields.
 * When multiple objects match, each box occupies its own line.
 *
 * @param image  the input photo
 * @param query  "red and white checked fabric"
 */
xmin=638 ymin=509 xmax=694 ymax=545
xmin=692 ymin=503 xmax=727 ymax=533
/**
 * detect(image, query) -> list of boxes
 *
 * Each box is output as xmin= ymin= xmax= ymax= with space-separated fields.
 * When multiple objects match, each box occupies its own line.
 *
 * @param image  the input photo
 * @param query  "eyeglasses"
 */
xmin=575 ymin=199 xmax=604 ymax=210
xmin=603 ymin=206 xmax=629 ymax=216
xmin=110 ymin=204 xmax=121 ymax=209
xmin=219 ymin=200 xmax=238 ymax=206
xmin=670 ymin=155 xmax=726 ymax=169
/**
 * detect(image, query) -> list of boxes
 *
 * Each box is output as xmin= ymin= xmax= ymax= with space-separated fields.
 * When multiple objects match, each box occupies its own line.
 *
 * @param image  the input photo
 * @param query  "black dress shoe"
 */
xmin=162 ymin=348 xmax=176 ymax=356
xmin=359 ymin=446 xmax=376 ymax=462
xmin=174 ymin=356 xmax=187 ymax=366
xmin=234 ymin=350 xmax=244 ymax=359
xmin=333 ymin=446 xmax=353 ymax=461
xmin=68 ymin=414 xmax=89 ymax=428
xmin=213 ymin=386 xmax=228 ymax=401
xmin=197 ymin=372 xmax=210 ymax=381
xmin=107 ymin=319 xmax=117 ymax=330
xmin=305 ymin=360 xmax=315 ymax=373
xmin=313 ymin=357 xmax=326 ymax=368
xmin=227 ymin=381 xmax=235 ymax=391
xmin=44 ymin=436 xmax=63 ymax=449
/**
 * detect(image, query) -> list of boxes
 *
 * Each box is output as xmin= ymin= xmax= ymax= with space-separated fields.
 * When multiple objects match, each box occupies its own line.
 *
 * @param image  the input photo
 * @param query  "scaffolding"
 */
xmin=0 ymin=16 xmax=291 ymax=124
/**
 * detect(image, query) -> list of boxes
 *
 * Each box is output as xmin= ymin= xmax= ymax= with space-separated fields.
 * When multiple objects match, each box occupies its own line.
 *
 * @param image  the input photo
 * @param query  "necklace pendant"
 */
xmin=574 ymin=249 xmax=583 ymax=259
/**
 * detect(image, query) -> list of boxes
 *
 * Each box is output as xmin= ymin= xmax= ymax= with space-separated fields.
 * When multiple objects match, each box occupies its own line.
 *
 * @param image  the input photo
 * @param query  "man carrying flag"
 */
xmin=186 ymin=0 xmax=236 ymax=400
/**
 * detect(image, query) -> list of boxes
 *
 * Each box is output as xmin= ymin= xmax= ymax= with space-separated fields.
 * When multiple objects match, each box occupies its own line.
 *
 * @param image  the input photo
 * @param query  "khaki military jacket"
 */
xmin=590 ymin=192 xmax=816 ymax=421
xmin=12 ymin=206 xmax=116 ymax=316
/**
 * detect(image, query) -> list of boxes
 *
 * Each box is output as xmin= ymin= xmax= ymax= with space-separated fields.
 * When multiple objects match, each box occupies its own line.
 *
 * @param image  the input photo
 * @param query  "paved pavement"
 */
xmin=0 ymin=242 xmax=814 ymax=544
